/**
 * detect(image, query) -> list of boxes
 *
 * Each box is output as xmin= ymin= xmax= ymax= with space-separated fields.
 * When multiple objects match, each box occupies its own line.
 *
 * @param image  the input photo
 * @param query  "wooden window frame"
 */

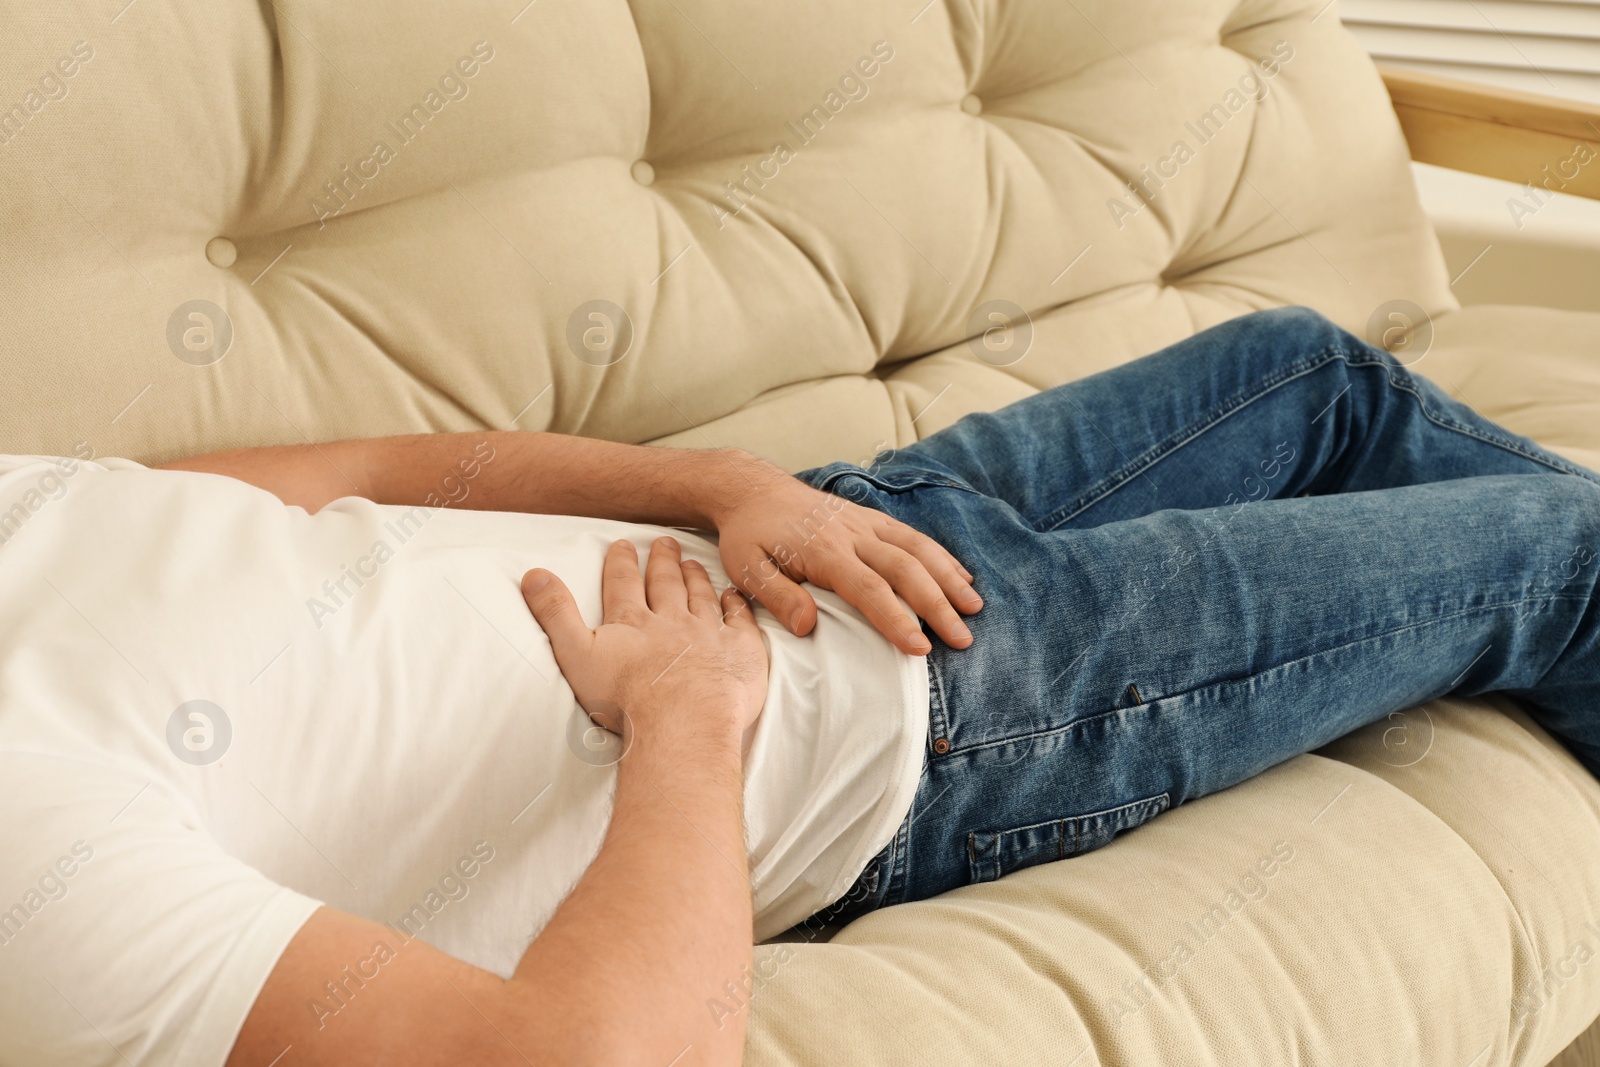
xmin=1381 ymin=64 xmax=1600 ymax=200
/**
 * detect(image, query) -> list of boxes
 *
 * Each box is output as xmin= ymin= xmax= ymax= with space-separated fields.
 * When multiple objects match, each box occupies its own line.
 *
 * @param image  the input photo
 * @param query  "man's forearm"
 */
xmin=513 ymin=710 xmax=753 ymax=1066
xmin=162 ymin=431 xmax=768 ymax=525
xmin=363 ymin=432 xmax=762 ymax=528
xmin=222 ymin=705 xmax=757 ymax=1067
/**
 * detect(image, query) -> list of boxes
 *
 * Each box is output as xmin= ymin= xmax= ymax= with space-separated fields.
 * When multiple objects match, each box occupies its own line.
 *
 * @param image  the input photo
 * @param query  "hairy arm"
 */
xmin=161 ymin=431 xmax=744 ymax=526
xmin=163 ymin=431 xmax=983 ymax=655
xmin=227 ymin=539 xmax=760 ymax=1067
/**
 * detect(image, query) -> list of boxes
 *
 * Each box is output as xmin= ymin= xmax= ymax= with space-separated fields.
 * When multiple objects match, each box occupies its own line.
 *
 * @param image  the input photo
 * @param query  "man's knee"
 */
xmin=1218 ymin=306 xmax=1356 ymax=367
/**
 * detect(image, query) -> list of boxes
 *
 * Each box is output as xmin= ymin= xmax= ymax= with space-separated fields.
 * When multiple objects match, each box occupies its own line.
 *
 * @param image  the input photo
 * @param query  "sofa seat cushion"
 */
xmin=745 ymin=696 xmax=1600 ymax=1066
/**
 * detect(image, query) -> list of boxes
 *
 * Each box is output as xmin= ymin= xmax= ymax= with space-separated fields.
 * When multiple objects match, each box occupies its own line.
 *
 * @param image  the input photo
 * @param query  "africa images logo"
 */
xmin=166 ymin=700 xmax=232 ymax=766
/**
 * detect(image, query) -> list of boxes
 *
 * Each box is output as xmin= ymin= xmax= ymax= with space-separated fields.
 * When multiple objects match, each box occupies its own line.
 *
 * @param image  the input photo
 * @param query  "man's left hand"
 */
xmin=708 ymin=456 xmax=982 ymax=655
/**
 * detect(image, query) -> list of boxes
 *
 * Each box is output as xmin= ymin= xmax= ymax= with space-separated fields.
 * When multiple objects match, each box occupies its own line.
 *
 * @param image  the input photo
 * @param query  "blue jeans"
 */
xmin=795 ymin=306 xmax=1600 ymax=924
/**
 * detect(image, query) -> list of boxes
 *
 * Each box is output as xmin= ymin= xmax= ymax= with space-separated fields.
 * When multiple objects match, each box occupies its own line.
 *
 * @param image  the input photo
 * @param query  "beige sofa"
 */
xmin=4 ymin=0 xmax=1600 ymax=1063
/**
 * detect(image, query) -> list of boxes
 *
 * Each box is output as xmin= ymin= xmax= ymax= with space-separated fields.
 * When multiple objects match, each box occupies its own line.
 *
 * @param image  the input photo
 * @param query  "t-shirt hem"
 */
xmin=174 ymin=886 xmax=324 ymax=1067
xmin=817 ymin=651 xmax=931 ymax=911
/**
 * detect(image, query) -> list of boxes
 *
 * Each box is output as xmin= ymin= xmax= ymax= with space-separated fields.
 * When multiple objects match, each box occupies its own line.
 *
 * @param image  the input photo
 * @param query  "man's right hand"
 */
xmin=520 ymin=536 xmax=770 ymax=743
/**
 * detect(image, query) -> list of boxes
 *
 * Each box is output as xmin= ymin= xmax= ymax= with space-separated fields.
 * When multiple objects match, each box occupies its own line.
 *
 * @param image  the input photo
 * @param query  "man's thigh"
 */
xmin=890 ymin=305 xmax=1586 ymax=534
xmin=877 ymin=471 xmax=1600 ymax=907
xmin=892 ymin=306 xmax=1356 ymax=529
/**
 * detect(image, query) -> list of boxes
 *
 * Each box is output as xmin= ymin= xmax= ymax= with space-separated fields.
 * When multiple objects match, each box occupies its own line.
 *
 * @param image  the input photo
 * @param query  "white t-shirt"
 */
xmin=0 ymin=452 xmax=928 ymax=1066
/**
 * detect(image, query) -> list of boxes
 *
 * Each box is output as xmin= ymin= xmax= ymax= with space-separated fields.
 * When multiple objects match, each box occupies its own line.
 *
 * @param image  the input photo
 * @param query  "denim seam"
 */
xmin=940 ymin=593 xmax=1594 ymax=758
xmin=1355 ymin=362 xmax=1594 ymax=480
xmin=925 ymin=650 xmax=953 ymax=749
xmin=1034 ymin=347 xmax=1589 ymax=532
xmin=882 ymin=808 xmax=911 ymax=908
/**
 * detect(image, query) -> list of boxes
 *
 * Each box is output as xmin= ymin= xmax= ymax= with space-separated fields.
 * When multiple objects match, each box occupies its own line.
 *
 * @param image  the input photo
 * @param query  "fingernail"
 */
xmin=954 ymin=622 xmax=972 ymax=643
xmin=524 ymin=570 xmax=550 ymax=593
xmin=789 ymin=609 xmax=805 ymax=630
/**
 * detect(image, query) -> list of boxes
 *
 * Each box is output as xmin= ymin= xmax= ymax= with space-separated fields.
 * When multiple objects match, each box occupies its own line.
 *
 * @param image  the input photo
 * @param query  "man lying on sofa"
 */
xmin=3 ymin=308 xmax=1598 ymax=1067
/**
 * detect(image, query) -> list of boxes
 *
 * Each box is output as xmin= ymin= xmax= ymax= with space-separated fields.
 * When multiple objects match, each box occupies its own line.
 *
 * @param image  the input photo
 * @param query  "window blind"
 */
xmin=1341 ymin=0 xmax=1600 ymax=104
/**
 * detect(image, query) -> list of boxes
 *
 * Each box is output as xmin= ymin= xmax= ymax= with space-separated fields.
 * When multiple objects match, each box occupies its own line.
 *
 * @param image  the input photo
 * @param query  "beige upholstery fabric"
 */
xmin=2 ymin=0 xmax=1447 ymax=470
xmin=4 ymin=0 xmax=1600 ymax=1064
xmin=747 ymin=697 xmax=1600 ymax=1066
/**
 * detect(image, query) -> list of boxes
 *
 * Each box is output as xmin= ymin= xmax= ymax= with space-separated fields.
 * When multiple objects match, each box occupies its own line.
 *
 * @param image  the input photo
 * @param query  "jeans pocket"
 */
xmin=966 ymin=792 xmax=1171 ymax=885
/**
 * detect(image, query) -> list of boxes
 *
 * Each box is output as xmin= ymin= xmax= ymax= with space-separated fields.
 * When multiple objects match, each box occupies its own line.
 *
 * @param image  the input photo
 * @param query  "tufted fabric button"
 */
xmin=933 ymin=737 xmax=951 ymax=755
xmin=959 ymin=93 xmax=982 ymax=116
xmin=204 ymin=237 xmax=237 ymax=268
xmin=630 ymin=159 xmax=655 ymax=186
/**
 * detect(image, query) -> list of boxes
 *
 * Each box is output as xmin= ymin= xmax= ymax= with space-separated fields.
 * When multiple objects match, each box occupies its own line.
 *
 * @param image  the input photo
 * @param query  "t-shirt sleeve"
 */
xmin=0 ymin=758 xmax=321 ymax=1067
